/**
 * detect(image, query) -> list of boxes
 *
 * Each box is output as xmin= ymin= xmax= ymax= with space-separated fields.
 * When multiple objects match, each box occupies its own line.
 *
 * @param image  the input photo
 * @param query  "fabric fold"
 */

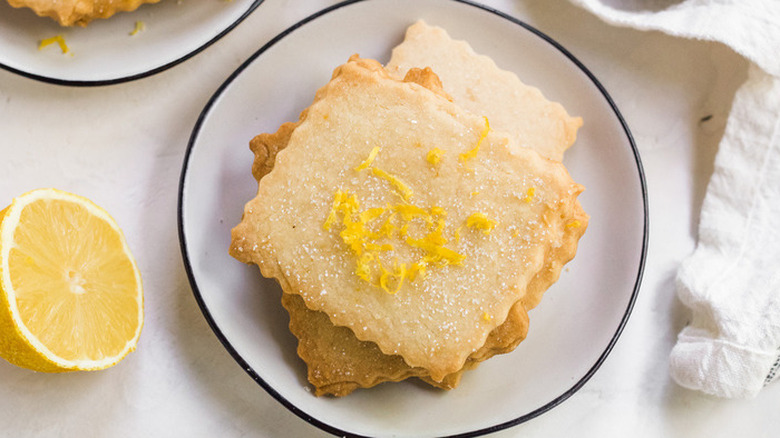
xmin=569 ymin=0 xmax=780 ymax=397
xmin=672 ymin=65 xmax=780 ymax=398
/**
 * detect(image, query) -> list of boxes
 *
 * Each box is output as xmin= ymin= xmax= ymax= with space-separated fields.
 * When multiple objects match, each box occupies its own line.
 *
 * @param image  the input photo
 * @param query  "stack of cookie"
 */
xmin=230 ymin=21 xmax=588 ymax=396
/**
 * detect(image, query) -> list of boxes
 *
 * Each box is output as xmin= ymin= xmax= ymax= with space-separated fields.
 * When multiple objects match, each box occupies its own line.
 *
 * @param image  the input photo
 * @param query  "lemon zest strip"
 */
xmin=459 ymin=116 xmax=490 ymax=163
xmin=39 ymin=35 xmax=69 ymax=54
xmin=524 ymin=187 xmax=536 ymax=203
xmin=130 ymin=21 xmax=145 ymax=36
xmin=355 ymin=146 xmax=380 ymax=171
xmin=426 ymin=147 xmax=444 ymax=166
xmin=466 ymin=212 xmax=497 ymax=235
xmin=371 ymin=167 xmax=413 ymax=201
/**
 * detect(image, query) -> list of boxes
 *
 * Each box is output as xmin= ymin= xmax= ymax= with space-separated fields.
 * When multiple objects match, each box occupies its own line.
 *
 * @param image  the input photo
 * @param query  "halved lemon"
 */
xmin=0 ymin=188 xmax=143 ymax=372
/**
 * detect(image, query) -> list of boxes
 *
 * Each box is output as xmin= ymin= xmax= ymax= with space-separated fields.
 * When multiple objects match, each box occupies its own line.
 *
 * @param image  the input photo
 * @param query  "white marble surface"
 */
xmin=0 ymin=0 xmax=778 ymax=437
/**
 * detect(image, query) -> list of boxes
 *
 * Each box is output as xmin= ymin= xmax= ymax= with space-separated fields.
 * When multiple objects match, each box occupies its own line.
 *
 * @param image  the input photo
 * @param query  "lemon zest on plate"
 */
xmin=38 ymin=35 xmax=69 ymax=54
xmin=130 ymin=21 xmax=146 ymax=36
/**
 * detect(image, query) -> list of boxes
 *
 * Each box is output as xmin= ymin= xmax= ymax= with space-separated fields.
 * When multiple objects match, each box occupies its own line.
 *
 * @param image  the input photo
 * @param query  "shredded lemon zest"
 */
xmin=426 ymin=148 xmax=444 ymax=167
xmin=327 ymin=131 xmax=499 ymax=293
xmin=355 ymin=252 xmax=374 ymax=282
xmin=323 ymin=190 xmax=347 ymax=230
xmin=359 ymin=207 xmax=385 ymax=223
xmin=406 ymin=237 xmax=465 ymax=266
xmin=324 ymin=189 xmax=464 ymax=294
xmin=459 ymin=116 xmax=490 ymax=163
xmin=524 ymin=187 xmax=536 ymax=203
xmin=466 ymin=212 xmax=497 ymax=235
xmin=372 ymin=168 xmax=413 ymax=200
xmin=454 ymin=226 xmax=463 ymax=243
xmin=393 ymin=204 xmax=431 ymax=222
xmin=355 ymin=146 xmax=380 ymax=172
xmin=566 ymin=220 xmax=582 ymax=228
xmin=130 ymin=21 xmax=145 ymax=36
xmin=482 ymin=312 xmax=493 ymax=322
xmin=408 ymin=262 xmax=426 ymax=281
xmin=390 ymin=263 xmax=407 ymax=294
xmin=470 ymin=191 xmax=480 ymax=197
xmin=370 ymin=213 xmax=396 ymax=239
xmin=427 ymin=218 xmax=448 ymax=246
xmin=375 ymin=262 xmax=406 ymax=295
xmin=39 ymin=35 xmax=69 ymax=54
xmin=364 ymin=242 xmax=394 ymax=251
xmin=378 ymin=265 xmax=391 ymax=292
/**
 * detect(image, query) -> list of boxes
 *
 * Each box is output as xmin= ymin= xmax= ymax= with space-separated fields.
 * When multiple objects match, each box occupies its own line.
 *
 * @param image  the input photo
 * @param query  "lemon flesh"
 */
xmin=0 ymin=189 xmax=143 ymax=372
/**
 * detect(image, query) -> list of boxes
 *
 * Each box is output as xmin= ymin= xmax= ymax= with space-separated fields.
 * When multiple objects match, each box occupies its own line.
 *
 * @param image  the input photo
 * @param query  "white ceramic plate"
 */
xmin=0 ymin=0 xmax=263 ymax=85
xmin=178 ymin=1 xmax=647 ymax=436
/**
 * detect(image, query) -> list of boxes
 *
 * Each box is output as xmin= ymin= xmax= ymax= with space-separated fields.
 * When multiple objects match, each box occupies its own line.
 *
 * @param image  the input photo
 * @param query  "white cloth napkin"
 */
xmin=568 ymin=0 xmax=780 ymax=398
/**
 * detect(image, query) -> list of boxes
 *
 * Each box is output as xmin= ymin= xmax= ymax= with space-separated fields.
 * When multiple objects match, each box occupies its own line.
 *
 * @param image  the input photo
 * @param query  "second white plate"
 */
xmin=0 ymin=0 xmax=263 ymax=85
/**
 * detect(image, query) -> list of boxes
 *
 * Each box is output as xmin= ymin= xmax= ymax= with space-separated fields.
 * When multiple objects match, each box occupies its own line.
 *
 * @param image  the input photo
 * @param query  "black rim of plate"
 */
xmin=0 ymin=0 xmax=265 ymax=87
xmin=177 ymin=0 xmax=649 ymax=437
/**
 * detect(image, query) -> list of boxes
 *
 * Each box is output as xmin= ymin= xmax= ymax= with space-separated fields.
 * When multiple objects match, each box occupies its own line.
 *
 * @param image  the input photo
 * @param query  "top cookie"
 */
xmin=386 ymin=20 xmax=581 ymax=162
xmin=231 ymin=57 xmax=585 ymax=381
